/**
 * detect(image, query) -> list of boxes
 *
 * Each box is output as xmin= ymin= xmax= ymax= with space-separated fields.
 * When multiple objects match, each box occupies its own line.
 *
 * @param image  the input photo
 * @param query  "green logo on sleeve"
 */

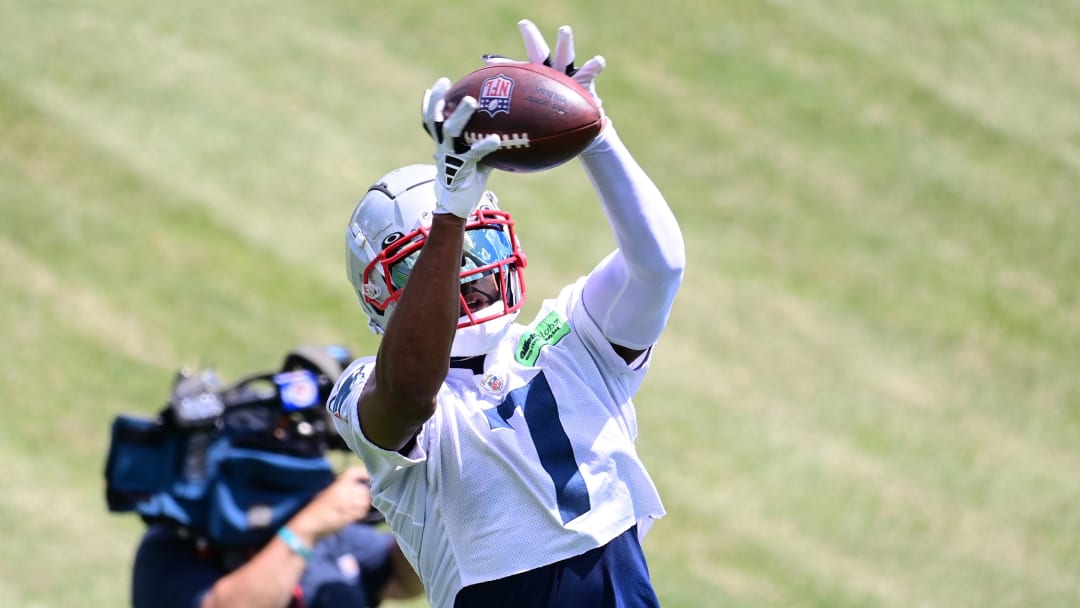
xmin=515 ymin=311 xmax=571 ymax=365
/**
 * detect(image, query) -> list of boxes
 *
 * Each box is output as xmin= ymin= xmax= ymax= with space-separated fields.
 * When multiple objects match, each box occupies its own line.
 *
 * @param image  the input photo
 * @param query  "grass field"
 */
xmin=2 ymin=1 xmax=1079 ymax=607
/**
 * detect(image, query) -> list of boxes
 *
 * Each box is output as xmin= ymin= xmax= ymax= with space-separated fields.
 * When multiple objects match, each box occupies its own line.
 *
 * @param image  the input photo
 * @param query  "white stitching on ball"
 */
xmin=463 ymin=131 xmax=531 ymax=149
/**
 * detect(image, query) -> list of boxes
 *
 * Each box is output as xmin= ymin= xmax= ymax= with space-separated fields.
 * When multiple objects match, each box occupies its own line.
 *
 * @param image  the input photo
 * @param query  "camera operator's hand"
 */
xmin=286 ymin=466 xmax=373 ymax=545
xmin=196 ymin=466 xmax=391 ymax=608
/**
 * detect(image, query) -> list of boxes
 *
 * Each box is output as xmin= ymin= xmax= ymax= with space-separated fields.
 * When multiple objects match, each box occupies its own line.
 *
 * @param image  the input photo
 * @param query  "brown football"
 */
xmin=442 ymin=63 xmax=603 ymax=173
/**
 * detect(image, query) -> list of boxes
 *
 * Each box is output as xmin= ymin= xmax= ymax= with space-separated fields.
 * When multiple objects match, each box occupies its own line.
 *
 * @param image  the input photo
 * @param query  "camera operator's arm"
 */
xmin=200 ymin=467 xmax=373 ymax=608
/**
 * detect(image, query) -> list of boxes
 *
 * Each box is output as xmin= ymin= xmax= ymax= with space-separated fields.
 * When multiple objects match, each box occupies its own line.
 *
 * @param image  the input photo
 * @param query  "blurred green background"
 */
xmin=2 ymin=1 xmax=1079 ymax=607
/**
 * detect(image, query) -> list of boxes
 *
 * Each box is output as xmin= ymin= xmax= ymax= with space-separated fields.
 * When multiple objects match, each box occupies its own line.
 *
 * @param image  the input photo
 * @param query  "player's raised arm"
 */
xmin=353 ymin=82 xmax=501 ymax=451
xmin=493 ymin=20 xmax=685 ymax=364
xmin=578 ymin=119 xmax=685 ymax=364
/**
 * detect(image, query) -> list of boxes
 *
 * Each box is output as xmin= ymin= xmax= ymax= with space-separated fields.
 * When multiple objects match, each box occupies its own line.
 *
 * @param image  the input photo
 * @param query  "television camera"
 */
xmin=104 ymin=345 xmax=370 ymax=550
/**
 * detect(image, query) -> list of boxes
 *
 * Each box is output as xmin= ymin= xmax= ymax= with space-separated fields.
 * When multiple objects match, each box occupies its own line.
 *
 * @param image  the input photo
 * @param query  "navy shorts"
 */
xmin=454 ymin=525 xmax=660 ymax=608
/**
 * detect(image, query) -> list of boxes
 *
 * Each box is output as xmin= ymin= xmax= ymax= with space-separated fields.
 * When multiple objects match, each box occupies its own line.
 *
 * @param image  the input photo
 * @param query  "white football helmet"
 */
xmin=346 ymin=164 xmax=527 ymax=357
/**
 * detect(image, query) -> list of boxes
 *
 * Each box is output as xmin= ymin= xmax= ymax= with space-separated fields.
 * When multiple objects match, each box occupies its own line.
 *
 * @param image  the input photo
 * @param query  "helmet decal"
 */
xmin=381 ymin=232 xmax=405 ymax=249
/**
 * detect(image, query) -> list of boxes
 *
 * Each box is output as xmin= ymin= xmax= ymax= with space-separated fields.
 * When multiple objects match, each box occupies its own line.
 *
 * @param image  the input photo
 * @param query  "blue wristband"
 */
xmin=276 ymin=526 xmax=313 ymax=560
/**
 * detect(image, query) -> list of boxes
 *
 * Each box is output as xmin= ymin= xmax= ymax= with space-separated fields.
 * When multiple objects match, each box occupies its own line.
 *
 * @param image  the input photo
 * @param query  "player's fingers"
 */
xmin=553 ymin=25 xmax=575 ymax=74
xmin=423 ymin=78 xmax=450 ymax=114
xmin=443 ymin=95 xmax=477 ymax=138
xmin=518 ymin=19 xmax=550 ymax=65
xmin=423 ymin=77 xmax=451 ymax=127
xmin=421 ymin=89 xmax=437 ymax=138
xmin=575 ymin=55 xmax=606 ymax=83
xmin=467 ymin=133 xmax=502 ymax=161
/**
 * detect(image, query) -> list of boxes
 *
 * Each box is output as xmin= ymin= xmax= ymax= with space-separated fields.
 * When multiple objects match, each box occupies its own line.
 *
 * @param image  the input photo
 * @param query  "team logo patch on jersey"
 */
xmin=477 ymin=74 xmax=514 ymax=116
xmin=480 ymin=372 xmax=507 ymax=396
xmin=515 ymin=311 xmax=571 ymax=366
xmin=327 ymin=365 xmax=368 ymax=423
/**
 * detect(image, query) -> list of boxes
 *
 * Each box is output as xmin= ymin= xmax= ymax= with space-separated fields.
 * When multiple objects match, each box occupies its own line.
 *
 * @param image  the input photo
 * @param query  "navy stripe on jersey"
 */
xmin=483 ymin=372 xmax=591 ymax=524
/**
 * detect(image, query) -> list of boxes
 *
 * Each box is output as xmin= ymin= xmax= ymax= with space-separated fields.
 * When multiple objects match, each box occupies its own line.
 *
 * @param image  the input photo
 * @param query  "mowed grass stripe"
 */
xmin=0 ymin=237 xmax=178 ymax=368
xmin=654 ymin=0 xmax=1080 ymax=460
xmin=5 ymin=5 xmax=427 ymax=282
xmin=0 ymin=348 xmax=147 ymax=608
xmin=0 ymin=252 xmax=162 ymax=606
xmin=0 ymin=78 xmax=351 ymax=369
xmin=651 ymin=392 xmax=1079 ymax=608
xmin=627 ymin=27 xmax=1077 ymax=391
xmin=646 ymin=278 xmax=1080 ymax=604
xmin=770 ymin=0 xmax=1080 ymax=222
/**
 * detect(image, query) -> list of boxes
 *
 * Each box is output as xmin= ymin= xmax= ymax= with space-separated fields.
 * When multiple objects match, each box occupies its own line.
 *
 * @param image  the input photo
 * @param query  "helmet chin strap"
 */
xmin=450 ymin=303 xmax=518 ymax=357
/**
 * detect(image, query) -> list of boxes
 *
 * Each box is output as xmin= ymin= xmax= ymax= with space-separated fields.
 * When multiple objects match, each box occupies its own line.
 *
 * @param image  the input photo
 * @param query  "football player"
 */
xmin=328 ymin=19 xmax=685 ymax=608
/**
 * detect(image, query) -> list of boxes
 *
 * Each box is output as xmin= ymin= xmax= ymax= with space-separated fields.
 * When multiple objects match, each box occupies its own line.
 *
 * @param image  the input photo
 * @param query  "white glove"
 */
xmin=421 ymin=78 xmax=502 ymax=218
xmin=483 ymin=19 xmax=606 ymax=110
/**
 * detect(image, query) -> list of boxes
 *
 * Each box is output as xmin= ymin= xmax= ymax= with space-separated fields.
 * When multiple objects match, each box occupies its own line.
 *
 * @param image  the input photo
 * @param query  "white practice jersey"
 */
xmin=327 ymin=278 xmax=666 ymax=608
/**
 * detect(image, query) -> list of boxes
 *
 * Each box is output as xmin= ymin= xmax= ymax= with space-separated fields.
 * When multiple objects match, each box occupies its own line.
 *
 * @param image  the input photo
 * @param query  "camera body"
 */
xmin=105 ymin=346 xmax=354 ymax=549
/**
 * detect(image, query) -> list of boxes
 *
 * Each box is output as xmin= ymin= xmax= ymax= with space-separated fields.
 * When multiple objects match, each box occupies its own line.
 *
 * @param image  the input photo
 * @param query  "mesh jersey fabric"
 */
xmin=327 ymin=278 xmax=665 ymax=608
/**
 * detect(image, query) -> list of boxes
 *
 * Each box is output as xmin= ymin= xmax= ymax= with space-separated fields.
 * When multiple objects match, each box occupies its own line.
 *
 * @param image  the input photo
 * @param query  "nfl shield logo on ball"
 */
xmin=478 ymin=75 xmax=514 ymax=116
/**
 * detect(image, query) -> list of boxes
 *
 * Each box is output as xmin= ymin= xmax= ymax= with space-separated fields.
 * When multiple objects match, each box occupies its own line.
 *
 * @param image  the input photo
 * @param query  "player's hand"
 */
xmin=287 ymin=466 xmax=373 ymax=542
xmin=421 ymin=77 xmax=501 ymax=219
xmin=483 ymin=19 xmax=606 ymax=110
